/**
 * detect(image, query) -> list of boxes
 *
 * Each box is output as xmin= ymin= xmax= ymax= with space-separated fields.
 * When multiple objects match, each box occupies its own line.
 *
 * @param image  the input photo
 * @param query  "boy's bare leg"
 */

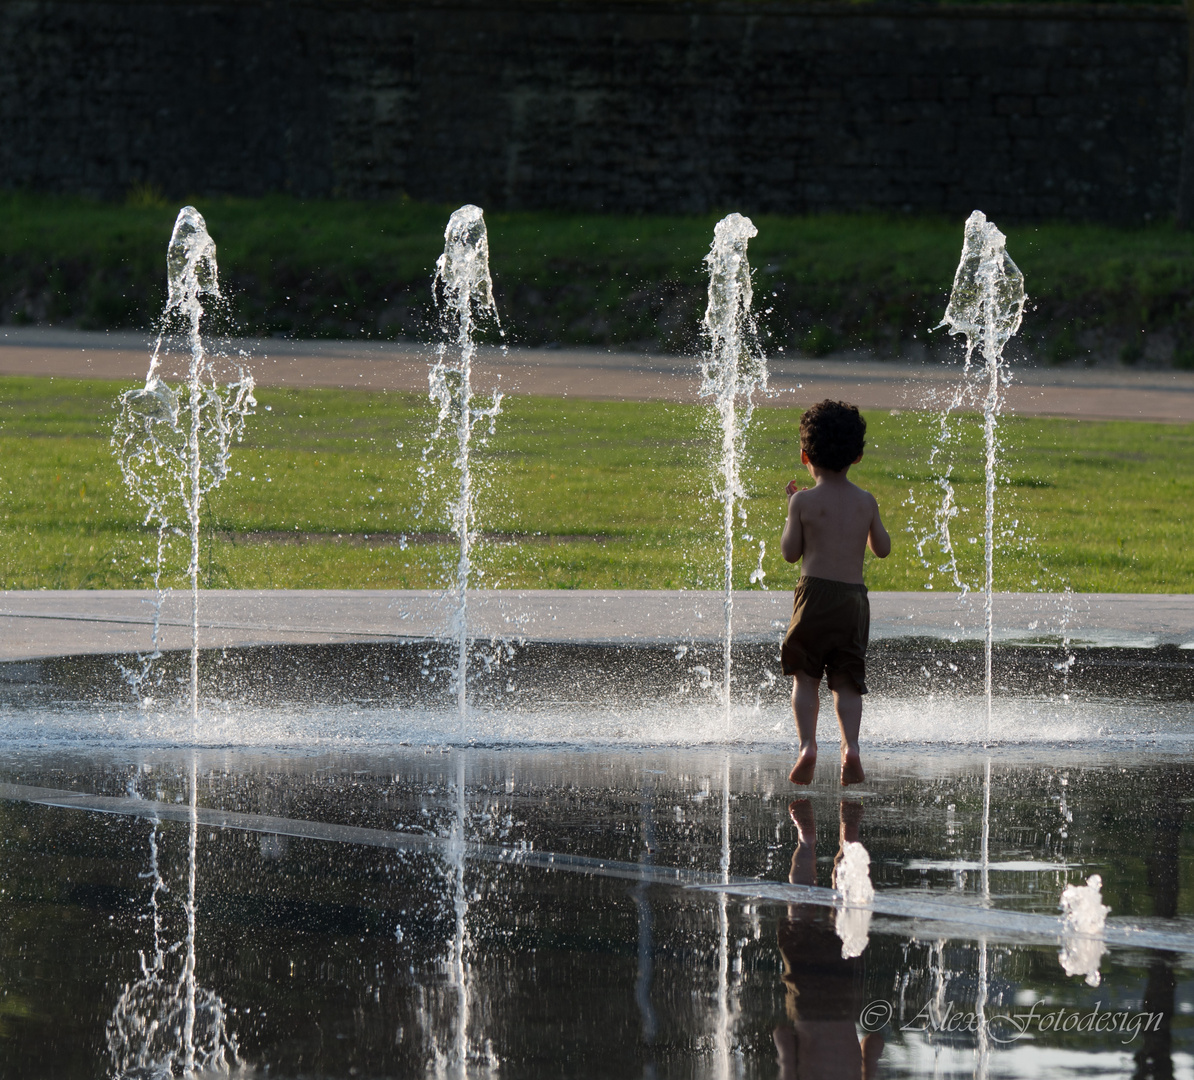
xmin=831 ymin=682 xmax=865 ymax=786
xmin=789 ymin=672 xmax=821 ymax=784
xmin=788 ymin=799 xmax=817 ymax=886
xmin=861 ymin=1032 xmax=886 ymax=1080
xmin=773 ymin=1027 xmax=798 ymax=1080
xmin=832 ymin=799 xmax=864 ymax=885
xmin=839 ymin=798 xmax=863 ymax=842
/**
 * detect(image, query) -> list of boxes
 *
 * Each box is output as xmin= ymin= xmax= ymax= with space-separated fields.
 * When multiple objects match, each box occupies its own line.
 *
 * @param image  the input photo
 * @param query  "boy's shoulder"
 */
xmin=850 ymin=480 xmax=880 ymax=505
xmin=797 ymin=478 xmax=878 ymax=506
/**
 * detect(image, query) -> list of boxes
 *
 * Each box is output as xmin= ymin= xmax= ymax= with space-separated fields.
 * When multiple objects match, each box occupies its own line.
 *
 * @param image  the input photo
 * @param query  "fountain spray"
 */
xmin=700 ymin=214 xmax=768 ymax=715
xmin=113 ymin=206 xmax=255 ymax=720
xmin=428 ymin=206 xmax=503 ymax=720
xmin=938 ymin=211 xmax=1026 ymax=732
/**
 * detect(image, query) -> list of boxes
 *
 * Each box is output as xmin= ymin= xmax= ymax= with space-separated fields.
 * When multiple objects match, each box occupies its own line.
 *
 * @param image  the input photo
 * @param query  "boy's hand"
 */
xmin=786 ymin=479 xmax=803 ymax=496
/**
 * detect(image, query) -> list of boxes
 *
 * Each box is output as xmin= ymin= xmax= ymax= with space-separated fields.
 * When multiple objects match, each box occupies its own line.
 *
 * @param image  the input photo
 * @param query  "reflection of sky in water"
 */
xmin=0 ymin=742 xmax=1191 ymax=1078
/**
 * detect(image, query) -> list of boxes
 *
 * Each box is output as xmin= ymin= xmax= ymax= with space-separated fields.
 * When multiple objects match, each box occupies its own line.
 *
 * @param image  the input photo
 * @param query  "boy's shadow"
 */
xmin=774 ymin=798 xmax=884 ymax=1080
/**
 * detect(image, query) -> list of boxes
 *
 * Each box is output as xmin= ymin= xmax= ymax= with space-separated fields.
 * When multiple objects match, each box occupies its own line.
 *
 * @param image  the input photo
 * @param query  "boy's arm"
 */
xmin=780 ymin=489 xmax=804 ymax=563
xmin=868 ymin=495 xmax=891 ymax=559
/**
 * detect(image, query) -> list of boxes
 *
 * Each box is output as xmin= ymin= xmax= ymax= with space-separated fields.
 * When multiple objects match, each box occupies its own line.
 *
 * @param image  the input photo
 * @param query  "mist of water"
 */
xmin=112 ymin=206 xmax=256 ymax=720
xmin=937 ymin=211 xmax=1026 ymax=733
xmin=428 ymin=205 xmax=504 ymax=720
xmin=699 ymin=214 xmax=768 ymax=716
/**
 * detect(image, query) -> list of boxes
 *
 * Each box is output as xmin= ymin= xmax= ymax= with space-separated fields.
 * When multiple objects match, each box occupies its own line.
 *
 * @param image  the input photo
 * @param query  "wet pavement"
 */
xmin=1 ymin=742 xmax=1192 ymax=1079
xmin=5 ymin=321 xmax=1194 ymax=1076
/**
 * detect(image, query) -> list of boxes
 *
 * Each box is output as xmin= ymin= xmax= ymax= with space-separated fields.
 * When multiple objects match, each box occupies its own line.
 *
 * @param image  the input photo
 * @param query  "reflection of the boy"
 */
xmin=1134 ymin=770 xmax=1189 ymax=1080
xmin=773 ymin=799 xmax=883 ymax=1080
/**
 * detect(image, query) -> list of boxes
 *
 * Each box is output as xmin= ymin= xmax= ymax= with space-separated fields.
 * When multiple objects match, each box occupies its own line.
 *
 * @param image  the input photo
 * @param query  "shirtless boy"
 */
xmin=780 ymin=400 xmax=890 ymax=787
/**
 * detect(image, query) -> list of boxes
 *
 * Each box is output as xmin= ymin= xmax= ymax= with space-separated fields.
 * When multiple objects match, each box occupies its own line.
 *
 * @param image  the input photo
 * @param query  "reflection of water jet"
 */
xmin=425 ymin=754 xmax=498 ymax=1078
xmin=448 ymin=755 xmax=471 ymax=1074
xmin=713 ymin=755 xmax=734 ymax=1077
xmin=976 ymin=756 xmax=992 ymax=1079
xmin=107 ymin=764 xmax=239 ymax=1078
xmin=633 ymin=775 xmax=659 ymax=1062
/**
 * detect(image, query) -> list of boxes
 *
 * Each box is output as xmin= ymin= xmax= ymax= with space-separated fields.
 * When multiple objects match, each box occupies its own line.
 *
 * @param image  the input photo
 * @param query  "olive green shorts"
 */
xmin=780 ymin=576 xmax=870 ymax=694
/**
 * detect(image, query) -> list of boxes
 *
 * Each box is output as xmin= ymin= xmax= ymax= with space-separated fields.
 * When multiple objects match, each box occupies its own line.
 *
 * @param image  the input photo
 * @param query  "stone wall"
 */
xmin=0 ymin=0 xmax=1186 ymax=221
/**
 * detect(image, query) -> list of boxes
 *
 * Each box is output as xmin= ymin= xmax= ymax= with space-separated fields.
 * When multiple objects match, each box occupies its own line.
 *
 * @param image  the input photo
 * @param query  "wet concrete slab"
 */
xmin=2 ymin=588 xmax=1193 ymax=661
xmin=4 ymin=326 xmax=1194 ymax=421
xmin=4 ymin=747 xmax=1194 ymax=1079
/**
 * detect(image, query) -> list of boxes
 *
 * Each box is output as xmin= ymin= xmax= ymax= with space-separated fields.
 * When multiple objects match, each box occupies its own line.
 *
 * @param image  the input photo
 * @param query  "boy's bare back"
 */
xmin=781 ymin=475 xmax=889 ymax=583
xmin=779 ymin=399 xmax=890 ymax=788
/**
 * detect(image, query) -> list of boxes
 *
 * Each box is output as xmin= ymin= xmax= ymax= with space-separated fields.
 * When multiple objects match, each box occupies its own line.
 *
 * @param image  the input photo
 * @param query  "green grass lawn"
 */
xmin=1 ymin=376 xmax=1191 ymax=593
xmin=3 ymin=193 xmax=1192 ymax=364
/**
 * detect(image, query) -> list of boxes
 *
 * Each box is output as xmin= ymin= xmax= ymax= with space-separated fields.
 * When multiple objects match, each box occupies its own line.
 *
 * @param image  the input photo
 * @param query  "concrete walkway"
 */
xmin=3 ymin=590 xmax=1192 ymax=661
xmin=3 ymin=327 xmax=1194 ymax=422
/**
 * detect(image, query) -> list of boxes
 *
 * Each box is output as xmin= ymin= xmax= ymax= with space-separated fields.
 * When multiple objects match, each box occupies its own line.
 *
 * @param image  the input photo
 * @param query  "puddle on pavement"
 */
xmin=1 ymin=739 xmax=1193 ymax=1078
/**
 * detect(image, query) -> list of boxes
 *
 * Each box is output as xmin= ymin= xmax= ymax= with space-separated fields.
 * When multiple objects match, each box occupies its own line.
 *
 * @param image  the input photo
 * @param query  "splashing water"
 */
xmin=909 ymin=405 xmax=969 ymax=596
xmin=748 ymin=538 xmax=767 ymax=589
xmin=1058 ymin=874 xmax=1110 ymax=987
xmin=112 ymin=207 xmax=256 ymax=720
xmin=1055 ymin=584 xmax=1078 ymax=682
xmin=699 ymin=213 xmax=768 ymax=716
xmin=427 ymin=206 xmax=504 ymax=720
xmin=833 ymin=840 xmax=875 ymax=959
xmin=936 ymin=211 xmax=1026 ymax=733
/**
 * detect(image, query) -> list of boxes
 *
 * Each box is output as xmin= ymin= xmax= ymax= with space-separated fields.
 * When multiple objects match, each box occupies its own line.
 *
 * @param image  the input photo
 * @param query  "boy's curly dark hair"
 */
xmin=799 ymin=400 xmax=866 ymax=472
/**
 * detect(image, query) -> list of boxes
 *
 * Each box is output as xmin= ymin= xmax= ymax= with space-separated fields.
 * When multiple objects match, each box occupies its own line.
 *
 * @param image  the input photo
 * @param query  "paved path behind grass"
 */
xmin=4 ymin=327 xmax=1194 ymax=422
xmin=3 ymin=589 xmax=1192 ymax=661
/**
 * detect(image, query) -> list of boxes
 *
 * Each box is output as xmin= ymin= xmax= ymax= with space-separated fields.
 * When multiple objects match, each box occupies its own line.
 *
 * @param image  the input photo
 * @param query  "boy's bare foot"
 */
xmin=862 ymin=1032 xmax=885 ymax=1080
xmin=840 ymin=748 xmax=865 ymax=786
xmin=789 ymin=744 xmax=817 ymax=785
xmin=788 ymin=798 xmax=815 ymax=837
